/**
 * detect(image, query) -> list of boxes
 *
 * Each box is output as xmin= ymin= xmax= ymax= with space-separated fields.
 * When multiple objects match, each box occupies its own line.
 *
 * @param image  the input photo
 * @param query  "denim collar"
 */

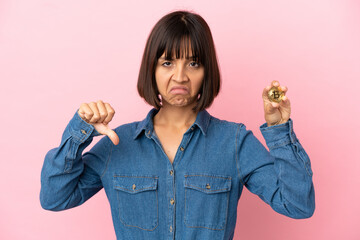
xmin=133 ymin=108 xmax=210 ymax=140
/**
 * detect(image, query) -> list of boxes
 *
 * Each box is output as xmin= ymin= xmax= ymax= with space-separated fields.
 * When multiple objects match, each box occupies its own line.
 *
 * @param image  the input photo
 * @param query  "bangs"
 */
xmin=156 ymin=23 xmax=204 ymax=63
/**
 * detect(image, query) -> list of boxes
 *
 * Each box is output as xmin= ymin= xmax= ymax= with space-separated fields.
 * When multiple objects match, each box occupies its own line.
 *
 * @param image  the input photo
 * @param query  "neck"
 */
xmin=154 ymin=103 xmax=198 ymax=129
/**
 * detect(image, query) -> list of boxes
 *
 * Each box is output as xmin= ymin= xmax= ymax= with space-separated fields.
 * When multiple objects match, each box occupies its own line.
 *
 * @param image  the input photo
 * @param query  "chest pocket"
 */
xmin=184 ymin=174 xmax=231 ymax=230
xmin=113 ymin=175 xmax=158 ymax=231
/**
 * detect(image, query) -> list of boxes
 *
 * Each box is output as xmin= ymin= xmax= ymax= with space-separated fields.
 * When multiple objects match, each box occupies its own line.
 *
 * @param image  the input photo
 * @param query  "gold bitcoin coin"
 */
xmin=268 ymin=86 xmax=284 ymax=103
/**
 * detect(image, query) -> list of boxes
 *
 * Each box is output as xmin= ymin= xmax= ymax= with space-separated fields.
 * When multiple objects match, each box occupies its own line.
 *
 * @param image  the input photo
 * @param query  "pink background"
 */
xmin=1 ymin=0 xmax=359 ymax=239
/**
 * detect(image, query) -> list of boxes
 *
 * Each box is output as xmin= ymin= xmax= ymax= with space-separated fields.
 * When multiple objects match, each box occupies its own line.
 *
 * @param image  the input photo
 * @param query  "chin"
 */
xmin=162 ymin=95 xmax=197 ymax=108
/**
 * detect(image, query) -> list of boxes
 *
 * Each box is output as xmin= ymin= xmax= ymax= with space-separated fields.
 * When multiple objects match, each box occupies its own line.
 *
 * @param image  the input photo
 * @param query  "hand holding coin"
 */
xmin=262 ymin=80 xmax=291 ymax=127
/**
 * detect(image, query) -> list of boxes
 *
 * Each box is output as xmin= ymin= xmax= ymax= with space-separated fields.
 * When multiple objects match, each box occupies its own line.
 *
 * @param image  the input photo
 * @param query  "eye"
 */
xmin=161 ymin=61 xmax=172 ymax=67
xmin=189 ymin=62 xmax=200 ymax=68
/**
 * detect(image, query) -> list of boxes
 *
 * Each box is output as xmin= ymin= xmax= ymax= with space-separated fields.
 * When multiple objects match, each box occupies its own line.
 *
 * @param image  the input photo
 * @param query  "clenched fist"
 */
xmin=78 ymin=100 xmax=119 ymax=145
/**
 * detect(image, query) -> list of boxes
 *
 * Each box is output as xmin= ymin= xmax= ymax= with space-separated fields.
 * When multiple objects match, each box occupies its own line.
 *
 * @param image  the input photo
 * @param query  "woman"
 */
xmin=40 ymin=10 xmax=315 ymax=240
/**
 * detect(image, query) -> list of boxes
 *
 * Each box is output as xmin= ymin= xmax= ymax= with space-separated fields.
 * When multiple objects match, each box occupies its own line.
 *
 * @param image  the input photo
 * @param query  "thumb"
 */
xmin=103 ymin=128 xmax=120 ymax=145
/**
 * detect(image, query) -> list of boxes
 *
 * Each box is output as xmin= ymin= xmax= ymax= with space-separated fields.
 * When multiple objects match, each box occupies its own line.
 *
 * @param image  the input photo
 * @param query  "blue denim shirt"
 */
xmin=40 ymin=108 xmax=315 ymax=240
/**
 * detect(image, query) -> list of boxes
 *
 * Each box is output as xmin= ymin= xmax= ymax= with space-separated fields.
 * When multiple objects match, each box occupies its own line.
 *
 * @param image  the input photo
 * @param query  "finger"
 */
xmin=265 ymin=102 xmax=279 ymax=114
xmin=79 ymin=103 xmax=94 ymax=123
xmin=88 ymin=102 xmax=101 ymax=123
xmin=78 ymin=107 xmax=86 ymax=120
xmin=280 ymin=85 xmax=288 ymax=95
xmin=103 ymin=103 xmax=115 ymax=125
xmin=262 ymin=85 xmax=272 ymax=99
xmin=104 ymin=128 xmax=120 ymax=145
xmin=280 ymin=95 xmax=291 ymax=108
xmin=271 ymin=80 xmax=280 ymax=87
xmin=96 ymin=100 xmax=107 ymax=123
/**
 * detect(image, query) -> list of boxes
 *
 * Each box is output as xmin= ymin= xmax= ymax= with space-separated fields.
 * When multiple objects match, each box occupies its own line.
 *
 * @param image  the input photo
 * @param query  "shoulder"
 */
xmin=206 ymin=114 xmax=247 ymax=137
xmin=208 ymin=114 xmax=245 ymax=129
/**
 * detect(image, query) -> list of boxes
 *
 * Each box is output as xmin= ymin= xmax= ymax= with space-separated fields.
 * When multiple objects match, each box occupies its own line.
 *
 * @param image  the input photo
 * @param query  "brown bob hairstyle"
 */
xmin=137 ymin=10 xmax=221 ymax=112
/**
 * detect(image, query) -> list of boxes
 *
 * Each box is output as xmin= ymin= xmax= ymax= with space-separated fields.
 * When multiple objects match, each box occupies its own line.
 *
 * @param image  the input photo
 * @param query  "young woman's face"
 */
xmin=155 ymin=51 xmax=204 ymax=108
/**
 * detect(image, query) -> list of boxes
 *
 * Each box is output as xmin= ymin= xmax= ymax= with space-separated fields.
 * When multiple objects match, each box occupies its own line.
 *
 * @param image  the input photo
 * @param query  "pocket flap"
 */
xmin=185 ymin=174 xmax=231 ymax=194
xmin=113 ymin=175 xmax=158 ymax=194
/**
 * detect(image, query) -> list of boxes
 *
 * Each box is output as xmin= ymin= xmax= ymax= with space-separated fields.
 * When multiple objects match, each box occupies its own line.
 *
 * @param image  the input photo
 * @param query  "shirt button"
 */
xmin=206 ymin=184 xmax=211 ymax=189
xmin=132 ymin=184 xmax=136 ymax=190
xmin=81 ymin=129 xmax=87 ymax=135
xmin=170 ymin=170 xmax=174 ymax=175
xmin=169 ymin=226 xmax=173 ymax=232
xmin=190 ymin=127 xmax=194 ymax=131
xmin=180 ymin=147 xmax=184 ymax=151
xmin=170 ymin=198 xmax=175 ymax=205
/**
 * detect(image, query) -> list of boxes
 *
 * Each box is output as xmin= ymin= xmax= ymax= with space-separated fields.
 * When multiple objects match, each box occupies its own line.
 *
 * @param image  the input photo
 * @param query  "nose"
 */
xmin=172 ymin=64 xmax=188 ymax=82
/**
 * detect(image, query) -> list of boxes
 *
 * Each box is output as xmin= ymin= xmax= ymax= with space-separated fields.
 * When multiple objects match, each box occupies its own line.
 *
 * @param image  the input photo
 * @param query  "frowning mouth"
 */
xmin=169 ymin=86 xmax=189 ymax=95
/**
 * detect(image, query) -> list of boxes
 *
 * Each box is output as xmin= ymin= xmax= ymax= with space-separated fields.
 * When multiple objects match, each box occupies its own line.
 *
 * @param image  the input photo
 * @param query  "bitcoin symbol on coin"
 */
xmin=268 ymin=86 xmax=284 ymax=103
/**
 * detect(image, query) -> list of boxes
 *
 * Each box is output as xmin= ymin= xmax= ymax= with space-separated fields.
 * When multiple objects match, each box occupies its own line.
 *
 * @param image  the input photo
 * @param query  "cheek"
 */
xmin=155 ymin=69 xmax=164 ymax=88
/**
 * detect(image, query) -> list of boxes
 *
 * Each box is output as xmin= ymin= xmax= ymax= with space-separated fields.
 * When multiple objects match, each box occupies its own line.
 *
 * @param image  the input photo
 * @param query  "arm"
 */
xmin=236 ymin=119 xmax=315 ymax=219
xmin=40 ymin=110 xmax=112 ymax=211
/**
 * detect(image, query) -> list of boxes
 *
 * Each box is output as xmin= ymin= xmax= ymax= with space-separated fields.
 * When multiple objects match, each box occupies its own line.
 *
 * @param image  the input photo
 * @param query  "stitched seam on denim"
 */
xmin=114 ymin=175 xmax=159 ymax=179
xmin=117 ymin=184 xmax=158 ymax=231
xmin=235 ymin=124 xmax=244 ymax=186
xmin=100 ymin=138 xmax=113 ymax=179
xmin=268 ymin=139 xmax=291 ymax=150
xmin=184 ymin=183 xmax=188 ymax=227
xmin=224 ymin=190 xmax=230 ymax=231
xmin=64 ymin=140 xmax=77 ymax=172
xmin=279 ymin=159 xmax=284 ymax=206
xmin=114 ymin=186 xmax=156 ymax=192
xmin=185 ymin=174 xmax=231 ymax=179
xmin=185 ymin=225 xmax=225 ymax=230
xmin=203 ymin=114 xmax=211 ymax=135
xmin=294 ymin=143 xmax=313 ymax=177
xmin=69 ymin=127 xmax=81 ymax=142
xmin=185 ymin=184 xmax=230 ymax=193
xmin=261 ymin=122 xmax=288 ymax=131
xmin=177 ymin=132 xmax=191 ymax=161
xmin=70 ymin=126 xmax=90 ymax=144
xmin=172 ymin=167 xmax=176 ymax=234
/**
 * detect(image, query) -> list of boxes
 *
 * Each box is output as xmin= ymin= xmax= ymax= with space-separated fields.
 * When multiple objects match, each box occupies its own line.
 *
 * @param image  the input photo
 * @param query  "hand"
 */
xmin=262 ymin=80 xmax=291 ymax=127
xmin=77 ymin=100 xmax=120 ymax=145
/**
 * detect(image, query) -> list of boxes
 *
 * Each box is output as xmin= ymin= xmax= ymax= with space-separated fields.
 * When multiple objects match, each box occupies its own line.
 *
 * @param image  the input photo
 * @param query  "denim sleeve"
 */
xmin=236 ymin=118 xmax=315 ymax=219
xmin=40 ymin=110 xmax=112 ymax=211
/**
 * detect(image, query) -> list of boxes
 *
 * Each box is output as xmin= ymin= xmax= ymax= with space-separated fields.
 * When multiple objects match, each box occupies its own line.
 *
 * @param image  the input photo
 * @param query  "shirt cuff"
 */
xmin=259 ymin=118 xmax=298 ymax=149
xmin=68 ymin=110 xmax=101 ymax=143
